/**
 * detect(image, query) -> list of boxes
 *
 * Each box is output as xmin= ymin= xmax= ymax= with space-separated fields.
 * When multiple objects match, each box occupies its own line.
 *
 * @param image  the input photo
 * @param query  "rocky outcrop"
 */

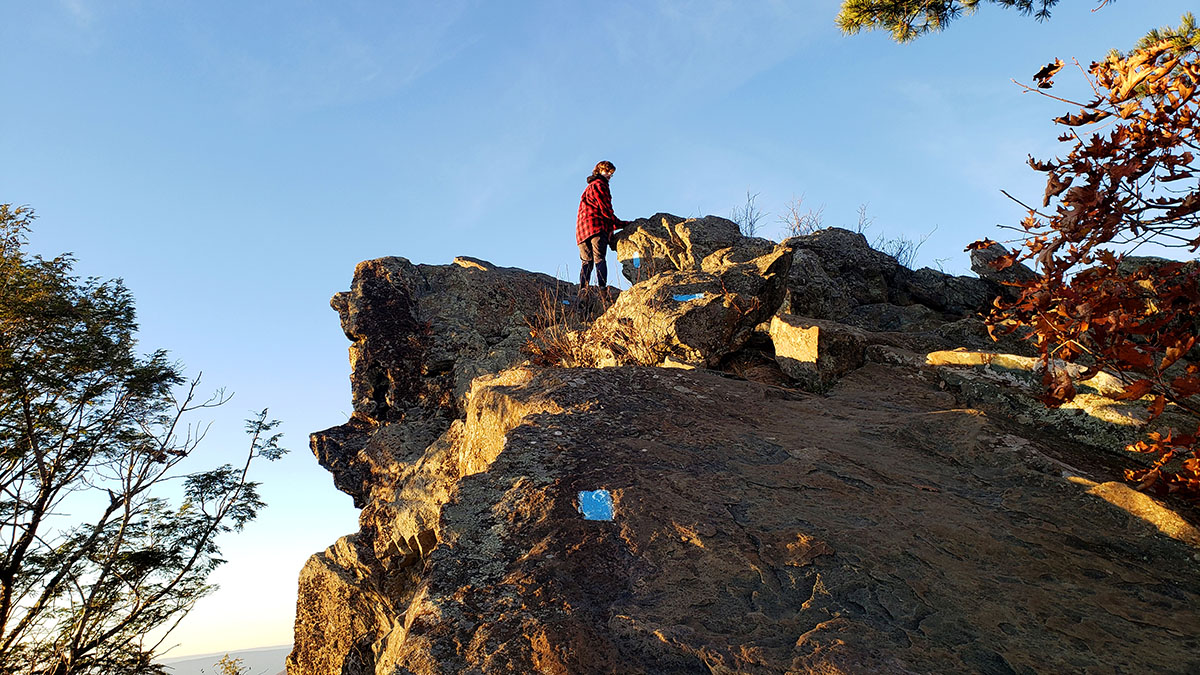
xmin=292 ymin=215 xmax=1200 ymax=674
xmin=313 ymin=256 xmax=573 ymax=507
xmin=294 ymin=363 xmax=1200 ymax=674
xmin=615 ymin=215 xmax=1017 ymax=343
xmin=585 ymin=242 xmax=794 ymax=367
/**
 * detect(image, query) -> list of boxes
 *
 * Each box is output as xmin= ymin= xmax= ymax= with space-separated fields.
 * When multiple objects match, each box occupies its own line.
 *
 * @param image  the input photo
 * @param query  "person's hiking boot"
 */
xmin=597 ymin=287 xmax=614 ymax=306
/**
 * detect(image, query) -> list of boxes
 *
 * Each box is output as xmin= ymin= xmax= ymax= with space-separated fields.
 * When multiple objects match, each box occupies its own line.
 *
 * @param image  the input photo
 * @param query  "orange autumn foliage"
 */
xmin=972 ymin=37 xmax=1200 ymax=499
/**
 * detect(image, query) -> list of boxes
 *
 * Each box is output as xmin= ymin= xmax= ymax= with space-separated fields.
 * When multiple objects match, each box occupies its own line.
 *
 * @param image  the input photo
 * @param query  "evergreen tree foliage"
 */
xmin=0 ymin=204 xmax=286 ymax=674
xmin=1130 ymin=11 xmax=1199 ymax=53
xmin=836 ymin=0 xmax=1067 ymax=42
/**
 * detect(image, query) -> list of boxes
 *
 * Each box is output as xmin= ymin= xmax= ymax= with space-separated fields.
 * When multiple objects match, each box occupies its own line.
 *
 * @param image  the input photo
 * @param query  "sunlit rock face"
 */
xmin=290 ymin=221 xmax=1200 ymax=675
xmin=583 ymin=241 xmax=794 ymax=368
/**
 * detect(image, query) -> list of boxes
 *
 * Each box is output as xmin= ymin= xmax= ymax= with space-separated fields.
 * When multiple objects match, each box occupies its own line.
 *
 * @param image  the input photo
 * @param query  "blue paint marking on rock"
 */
xmin=562 ymin=300 xmax=571 ymax=305
xmin=578 ymin=490 xmax=614 ymax=521
xmin=631 ymin=257 xmax=641 ymax=268
xmin=672 ymin=293 xmax=704 ymax=302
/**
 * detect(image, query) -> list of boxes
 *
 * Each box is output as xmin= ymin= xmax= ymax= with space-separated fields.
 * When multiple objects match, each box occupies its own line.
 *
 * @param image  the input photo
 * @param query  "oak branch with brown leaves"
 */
xmin=971 ymin=28 xmax=1200 ymax=499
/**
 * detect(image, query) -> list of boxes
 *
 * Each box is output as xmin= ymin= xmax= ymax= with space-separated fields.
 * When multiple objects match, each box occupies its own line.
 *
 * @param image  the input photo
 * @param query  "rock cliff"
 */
xmin=289 ymin=216 xmax=1200 ymax=674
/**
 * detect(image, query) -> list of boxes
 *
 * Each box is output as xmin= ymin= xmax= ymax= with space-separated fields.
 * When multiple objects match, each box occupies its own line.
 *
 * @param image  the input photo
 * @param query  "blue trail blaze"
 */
xmin=578 ymin=490 xmax=614 ymax=521
xmin=672 ymin=293 xmax=704 ymax=302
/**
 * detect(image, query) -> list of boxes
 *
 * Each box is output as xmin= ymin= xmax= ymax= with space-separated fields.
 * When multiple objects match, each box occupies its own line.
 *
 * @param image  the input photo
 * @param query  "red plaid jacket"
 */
xmin=576 ymin=175 xmax=623 ymax=244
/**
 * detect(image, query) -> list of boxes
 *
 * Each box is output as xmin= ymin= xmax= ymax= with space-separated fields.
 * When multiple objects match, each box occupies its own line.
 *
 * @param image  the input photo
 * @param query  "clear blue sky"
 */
xmin=2 ymin=0 xmax=1193 ymax=658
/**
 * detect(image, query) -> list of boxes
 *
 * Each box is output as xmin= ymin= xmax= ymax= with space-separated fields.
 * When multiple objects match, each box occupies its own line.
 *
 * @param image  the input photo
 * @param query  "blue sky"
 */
xmin=2 ymin=0 xmax=1193 ymax=658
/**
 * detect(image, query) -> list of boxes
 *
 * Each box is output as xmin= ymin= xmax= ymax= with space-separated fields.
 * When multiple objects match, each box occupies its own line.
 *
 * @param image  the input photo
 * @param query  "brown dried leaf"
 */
xmin=1033 ymin=58 xmax=1064 ymax=89
xmin=1113 ymin=379 xmax=1154 ymax=401
xmin=1054 ymin=109 xmax=1112 ymax=126
xmin=1042 ymin=173 xmax=1073 ymax=207
xmin=1040 ymin=367 xmax=1077 ymax=407
xmin=1171 ymin=374 xmax=1200 ymax=397
xmin=1148 ymin=394 xmax=1166 ymax=421
xmin=1161 ymin=335 xmax=1196 ymax=371
xmin=1113 ymin=344 xmax=1155 ymax=370
xmin=989 ymin=254 xmax=1017 ymax=272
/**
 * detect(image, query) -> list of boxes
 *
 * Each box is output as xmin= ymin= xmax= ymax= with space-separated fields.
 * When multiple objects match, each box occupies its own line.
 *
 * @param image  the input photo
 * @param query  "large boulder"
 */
xmin=890 ymin=265 xmax=998 ymax=315
xmin=615 ymin=213 xmax=777 ymax=284
xmin=776 ymin=247 xmax=855 ymax=320
xmin=584 ymin=243 xmax=793 ymax=367
xmin=333 ymin=255 xmax=573 ymax=423
xmin=767 ymin=314 xmax=869 ymax=392
xmin=785 ymin=228 xmax=899 ymax=310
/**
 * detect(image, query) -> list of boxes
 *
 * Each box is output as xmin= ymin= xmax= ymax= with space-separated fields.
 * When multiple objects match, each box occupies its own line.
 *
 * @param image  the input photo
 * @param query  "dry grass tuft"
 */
xmin=523 ymin=287 xmax=595 ymax=367
xmin=524 ymin=284 xmax=665 ymax=368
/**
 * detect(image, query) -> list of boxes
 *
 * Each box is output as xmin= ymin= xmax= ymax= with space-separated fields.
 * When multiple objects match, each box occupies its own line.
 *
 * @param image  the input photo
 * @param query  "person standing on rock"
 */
xmin=576 ymin=160 xmax=627 ymax=303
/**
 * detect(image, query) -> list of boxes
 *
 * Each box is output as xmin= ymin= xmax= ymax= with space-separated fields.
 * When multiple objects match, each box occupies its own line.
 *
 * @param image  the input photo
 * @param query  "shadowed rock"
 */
xmin=890 ymin=265 xmax=996 ymax=315
xmin=969 ymin=241 xmax=1036 ymax=300
xmin=785 ymin=227 xmax=899 ymax=311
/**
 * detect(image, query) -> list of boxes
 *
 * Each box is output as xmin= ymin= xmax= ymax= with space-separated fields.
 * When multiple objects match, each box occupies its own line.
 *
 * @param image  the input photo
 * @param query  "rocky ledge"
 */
xmin=289 ymin=215 xmax=1200 ymax=675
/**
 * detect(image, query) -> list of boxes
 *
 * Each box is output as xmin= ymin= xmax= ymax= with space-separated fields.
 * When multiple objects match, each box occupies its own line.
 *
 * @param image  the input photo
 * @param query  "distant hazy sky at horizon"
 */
xmin=2 ymin=0 xmax=1194 ymax=658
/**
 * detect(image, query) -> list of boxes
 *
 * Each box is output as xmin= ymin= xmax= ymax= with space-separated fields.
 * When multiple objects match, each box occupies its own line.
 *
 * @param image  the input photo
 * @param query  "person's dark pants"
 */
xmin=578 ymin=231 xmax=609 ymax=289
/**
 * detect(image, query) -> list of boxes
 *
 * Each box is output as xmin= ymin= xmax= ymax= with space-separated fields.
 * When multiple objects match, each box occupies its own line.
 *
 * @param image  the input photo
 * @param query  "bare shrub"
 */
xmin=780 ymin=196 xmax=825 ymax=238
xmin=872 ymin=225 xmax=936 ymax=268
xmin=730 ymin=190 xmax=766 ymax=237
xmin=854 ymin=202 xmax=875 ymax=234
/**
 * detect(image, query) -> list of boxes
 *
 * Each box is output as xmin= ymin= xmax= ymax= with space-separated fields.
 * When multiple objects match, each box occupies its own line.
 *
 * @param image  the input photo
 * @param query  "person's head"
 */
xmin=592 ymin=160 xmax=616 ymax=179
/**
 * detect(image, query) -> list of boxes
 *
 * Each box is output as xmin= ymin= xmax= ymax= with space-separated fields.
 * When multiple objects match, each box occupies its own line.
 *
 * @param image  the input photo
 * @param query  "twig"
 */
xmin=999 ymin=189 xmax=1052 ymax=219
xmin=1011 ymin=79 xmax=1091 ymax=108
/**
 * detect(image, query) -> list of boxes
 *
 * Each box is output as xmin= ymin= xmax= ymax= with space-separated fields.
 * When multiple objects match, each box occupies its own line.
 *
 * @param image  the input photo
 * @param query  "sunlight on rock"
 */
xmin=925 ymin=350 xmax=1144 ymax=426
xmin=769 ymin=315 xmax=819 ymax=365
xmin=1068 ymin=476 xmax=1200 ymax=547
xmin=578 ymin=490 xmax=613 ymax=521
xmin=673 ymin=523 xmax=705 ymax=547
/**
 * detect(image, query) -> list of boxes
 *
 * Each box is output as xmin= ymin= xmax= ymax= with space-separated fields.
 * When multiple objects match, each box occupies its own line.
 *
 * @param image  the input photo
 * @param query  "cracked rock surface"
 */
xmin=292 ymin=362 xmax=1200 ymax=674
